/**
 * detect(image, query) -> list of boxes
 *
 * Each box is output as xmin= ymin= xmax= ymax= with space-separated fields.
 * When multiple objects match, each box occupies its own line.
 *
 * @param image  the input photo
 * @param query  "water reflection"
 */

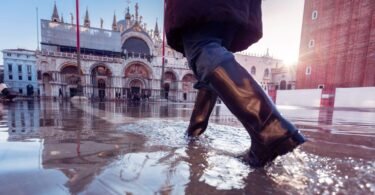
xmin=0 ymin=101 xmax=374 ymax=194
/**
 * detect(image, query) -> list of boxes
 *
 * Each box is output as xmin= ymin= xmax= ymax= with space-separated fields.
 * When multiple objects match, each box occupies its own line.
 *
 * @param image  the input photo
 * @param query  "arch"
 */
xmin=26 ymin=84 xmax=34 ymax=96
xmin=182 ymin=73 xmax=196 ymax=92
xmin=124 ymin=62 xmax=151 ymax=79
xmin=39 ymin=61 xmax=49 ymax=68
xmin=251 ymin=66 xmax=256 ymax=75
xmin=58 ymin=62 xmax=83 ymax=74
xmin=90 ymin=63 xmax=113 ymax=76
xmin=121 ymin=32 xmax=154 ymax=55
xmin=164 ymin=71 xmax=177 ymax=82
xmin=280 ymin=80 xmax=287 ymax=90
xmin=122 ymin=37 xmax=151 ymax=56
xmin=128 ymin=79 xmax=145 ymax=89
xmin=127 ymin=78 xmax=146 ymax=97
xmin=182 ymin=73 xmax=195 ymax=82
xmin=61 ymin=66 xmax=80 ymax=74
xmin=42 ymin=73 xmax=52 ymax=82
xmin=264 ymin=68 xmax=270 ymax=77
xmin=60 ymin=65 xmax=81 ymax=85
xmin=42 ymin=73 xmax=52 ymax=96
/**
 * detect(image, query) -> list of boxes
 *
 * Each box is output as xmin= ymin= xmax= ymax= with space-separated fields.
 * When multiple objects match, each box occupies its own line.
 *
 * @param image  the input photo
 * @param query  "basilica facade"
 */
xmin=31 ymin=3 xmax=294 ymax=102
xmin=37 ymin=3 xmax=197 ymax=101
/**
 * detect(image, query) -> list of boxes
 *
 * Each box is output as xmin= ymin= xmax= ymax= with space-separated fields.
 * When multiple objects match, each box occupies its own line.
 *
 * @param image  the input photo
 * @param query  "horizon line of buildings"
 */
xmin=1 ymin=0 xmax=374 ymax=102
xmin=1 ymin=2 xmax=295 ymax=101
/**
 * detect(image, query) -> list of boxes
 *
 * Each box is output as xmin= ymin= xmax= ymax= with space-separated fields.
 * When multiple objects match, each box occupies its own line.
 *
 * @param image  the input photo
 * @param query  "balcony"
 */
xmin=37 ymin=50 xmax=123 ymax=63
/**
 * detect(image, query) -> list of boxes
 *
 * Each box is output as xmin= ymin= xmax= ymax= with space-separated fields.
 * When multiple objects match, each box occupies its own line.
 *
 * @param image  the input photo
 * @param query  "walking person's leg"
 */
xmin=186 ymin=87 xmax=217 ymax=137
xmin=182 ymin=24 xmax=305 ymax=167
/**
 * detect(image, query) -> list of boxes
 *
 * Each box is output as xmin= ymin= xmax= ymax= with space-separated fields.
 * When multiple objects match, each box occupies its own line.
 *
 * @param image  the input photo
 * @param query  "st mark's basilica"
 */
xmin=34 ymin=2 xmax=294 ymax=101
xmin=37 ymin=2 xmax=197 ymax=101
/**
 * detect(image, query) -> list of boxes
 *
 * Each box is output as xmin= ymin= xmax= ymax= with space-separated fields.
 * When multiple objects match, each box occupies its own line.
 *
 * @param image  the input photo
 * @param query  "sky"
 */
xmin=0 ymin=0 xmax=304 ymax=65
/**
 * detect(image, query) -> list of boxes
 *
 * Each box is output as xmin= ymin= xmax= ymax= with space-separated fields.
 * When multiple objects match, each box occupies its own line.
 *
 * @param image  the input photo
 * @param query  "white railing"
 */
xmin=37 ymin=50 xmax=123 ymax=63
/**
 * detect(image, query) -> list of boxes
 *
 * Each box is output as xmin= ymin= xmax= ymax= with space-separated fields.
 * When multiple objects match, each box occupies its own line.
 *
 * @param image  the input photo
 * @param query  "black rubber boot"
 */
xmin=207 ymin=60 xmax=306 ymax=167
xmin=186 ymin=88 xmax=218 ymax=137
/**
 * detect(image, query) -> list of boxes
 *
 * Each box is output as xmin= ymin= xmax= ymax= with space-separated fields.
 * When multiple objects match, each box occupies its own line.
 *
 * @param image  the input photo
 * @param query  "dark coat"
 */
xmin=165 ymin=0 xmax=263 ymax=54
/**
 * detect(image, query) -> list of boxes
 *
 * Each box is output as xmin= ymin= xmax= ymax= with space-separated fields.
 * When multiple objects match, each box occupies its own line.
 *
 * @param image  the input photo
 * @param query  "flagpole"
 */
xmin=75 ymin=0 xmax=83 ymax=96
xmin=36 ymin=7 xmax=40 ymax=51
xmin=160 ymin=0 xmax=166 ymax=99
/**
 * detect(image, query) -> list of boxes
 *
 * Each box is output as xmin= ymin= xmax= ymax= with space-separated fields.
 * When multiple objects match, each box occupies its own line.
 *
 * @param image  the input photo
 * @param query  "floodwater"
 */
xmin=0 ymin=100 xmax=374 ymax=195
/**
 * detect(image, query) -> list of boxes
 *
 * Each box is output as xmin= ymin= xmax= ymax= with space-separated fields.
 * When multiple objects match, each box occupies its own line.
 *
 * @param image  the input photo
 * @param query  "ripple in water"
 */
xmin=118 ymin=119 xmax=375 ymax=193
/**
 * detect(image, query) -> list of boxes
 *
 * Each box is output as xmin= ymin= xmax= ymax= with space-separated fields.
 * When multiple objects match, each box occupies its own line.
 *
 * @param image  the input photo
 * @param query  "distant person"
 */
xmin=165 ymin=0 xmax=305 ymax=167
xmin=59 ymin=88 xmax=63 ymax=97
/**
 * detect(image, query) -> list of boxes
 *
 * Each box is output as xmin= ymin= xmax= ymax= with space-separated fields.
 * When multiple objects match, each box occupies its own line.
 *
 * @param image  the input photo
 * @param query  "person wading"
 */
xmin=165 ymin=0 xmax=306 ymax=167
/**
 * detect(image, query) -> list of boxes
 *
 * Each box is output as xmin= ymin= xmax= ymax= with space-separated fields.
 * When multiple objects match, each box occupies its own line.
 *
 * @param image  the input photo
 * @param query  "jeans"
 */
xmin=181 ymin=23 xmax=238 ymax=90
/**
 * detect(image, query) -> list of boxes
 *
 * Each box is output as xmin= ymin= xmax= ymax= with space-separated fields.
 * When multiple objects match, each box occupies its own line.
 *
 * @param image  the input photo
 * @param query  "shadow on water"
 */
xmin=0 ymin=100 xmax=374 ymax=194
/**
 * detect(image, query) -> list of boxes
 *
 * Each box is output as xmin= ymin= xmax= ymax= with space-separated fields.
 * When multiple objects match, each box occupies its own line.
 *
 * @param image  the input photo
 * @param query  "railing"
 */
xmin=37 ymin=50 xmax=123 ymax=63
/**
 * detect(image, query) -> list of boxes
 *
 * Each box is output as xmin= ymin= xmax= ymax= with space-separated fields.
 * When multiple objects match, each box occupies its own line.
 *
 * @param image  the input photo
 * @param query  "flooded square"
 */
xmin=0 ymin=100 xmax=374 ymax=194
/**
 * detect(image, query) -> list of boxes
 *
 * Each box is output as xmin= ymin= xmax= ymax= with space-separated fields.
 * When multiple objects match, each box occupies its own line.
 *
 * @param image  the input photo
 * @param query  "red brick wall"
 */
xmin=296 ymin=0 xmax=375 ymax=90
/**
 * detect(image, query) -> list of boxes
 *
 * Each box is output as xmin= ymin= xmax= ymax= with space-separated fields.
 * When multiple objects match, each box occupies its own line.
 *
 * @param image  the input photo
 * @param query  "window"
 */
xmin=28 ymin=76 xmax=32 ymax=81
xmin=19 ymin=75 xmax=23 ymax=80
xmin=251 ymin=66 xmax=256 ymax=75
xmin=308 ymin=39 xmax=315 ymax=48
xmin=19 ymin=88 xmax=23 ymax=94
xmin=9 ymin=75 xmax=13 ymax=80
xmin=164 ymin=59 xmax=168 ymax=64
xmin=7 ymin=53 xmax=11 ymax=57
xmin=27 ymin=65 xmax=32 ymax=74
xmin=312 ymin=10 xmax=318 ymax=20
xmin=18 ymin=65 xmax=22 ymax=73
xmin=264 ymin=69 xmax=270 ymax=77
xmin=37 ymin=71 xmax=42 ymax=80
xmin=305 ymin=66 xmax=312 ymax=75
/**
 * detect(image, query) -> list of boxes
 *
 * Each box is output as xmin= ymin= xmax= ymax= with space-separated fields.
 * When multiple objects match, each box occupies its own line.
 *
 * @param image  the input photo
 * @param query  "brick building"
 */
xmin=296 ymin=0 xmax=375 ymax=90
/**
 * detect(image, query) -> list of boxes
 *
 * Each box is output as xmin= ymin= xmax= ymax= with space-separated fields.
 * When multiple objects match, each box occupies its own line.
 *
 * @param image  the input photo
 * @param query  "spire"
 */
xmin=51 ymin=1 xmax=60 ymax=22
xmin=61 ymin=14 xmax=64 ymax=23
xmin=70 ymin=13 xmax=74 ymax=24
xmin=125 ymin=6 xmax=131 ymax=19
xmin=135 ymin=3 xmax=139 ymax=23
xmin=100 ymin=18 xmax=104 ymax=29
xmin=112 ymin=12 xmax=118 ymax=31
xmin=84 ymin=7 xmax=90 ymax=27
xmin=154 ymin=19 xmax=160 ymax=38
xmin=125 ymin=5 xmax=131 ymax=29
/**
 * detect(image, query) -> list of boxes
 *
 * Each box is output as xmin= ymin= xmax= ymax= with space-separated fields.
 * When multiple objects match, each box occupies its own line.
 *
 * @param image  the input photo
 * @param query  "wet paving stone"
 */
xmin=0 ymin=100 xmax=374 ymax=194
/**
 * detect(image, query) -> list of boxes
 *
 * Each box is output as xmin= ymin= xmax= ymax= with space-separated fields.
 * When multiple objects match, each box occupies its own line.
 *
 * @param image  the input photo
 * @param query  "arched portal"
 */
xmin=280 ymin=80 xmax=287 ymax=90
xmin=91 ymin=64 xmax=112 ymax=100
xmin=163 ymin=71 xmax=178 ymax=100
xmin=42 ymin=73 xmax=52 ymax=97
xmin=97 ymin=79 xmax=106 ymax=100
xmin=125 ymin=63 xmax=150 ymax=79
xmin=26 ymin=85 xmax=34 ymax=96
xmin=251 ymin=66 xmax=256 ymax=75
xmin=182 ymin=74 xmax=196 ymax=92
xmin=60 ymin=65 xmax=82 ymax=97
xmin=124 ymin=63 xmax=151 ymax=99
xmin=182 ymin=73 xmax=197 ymax=101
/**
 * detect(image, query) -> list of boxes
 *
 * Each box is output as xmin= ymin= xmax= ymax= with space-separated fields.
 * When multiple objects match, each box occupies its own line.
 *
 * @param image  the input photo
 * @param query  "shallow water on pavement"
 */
xmin=0 ymin=100 xmax=374 ymax=194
